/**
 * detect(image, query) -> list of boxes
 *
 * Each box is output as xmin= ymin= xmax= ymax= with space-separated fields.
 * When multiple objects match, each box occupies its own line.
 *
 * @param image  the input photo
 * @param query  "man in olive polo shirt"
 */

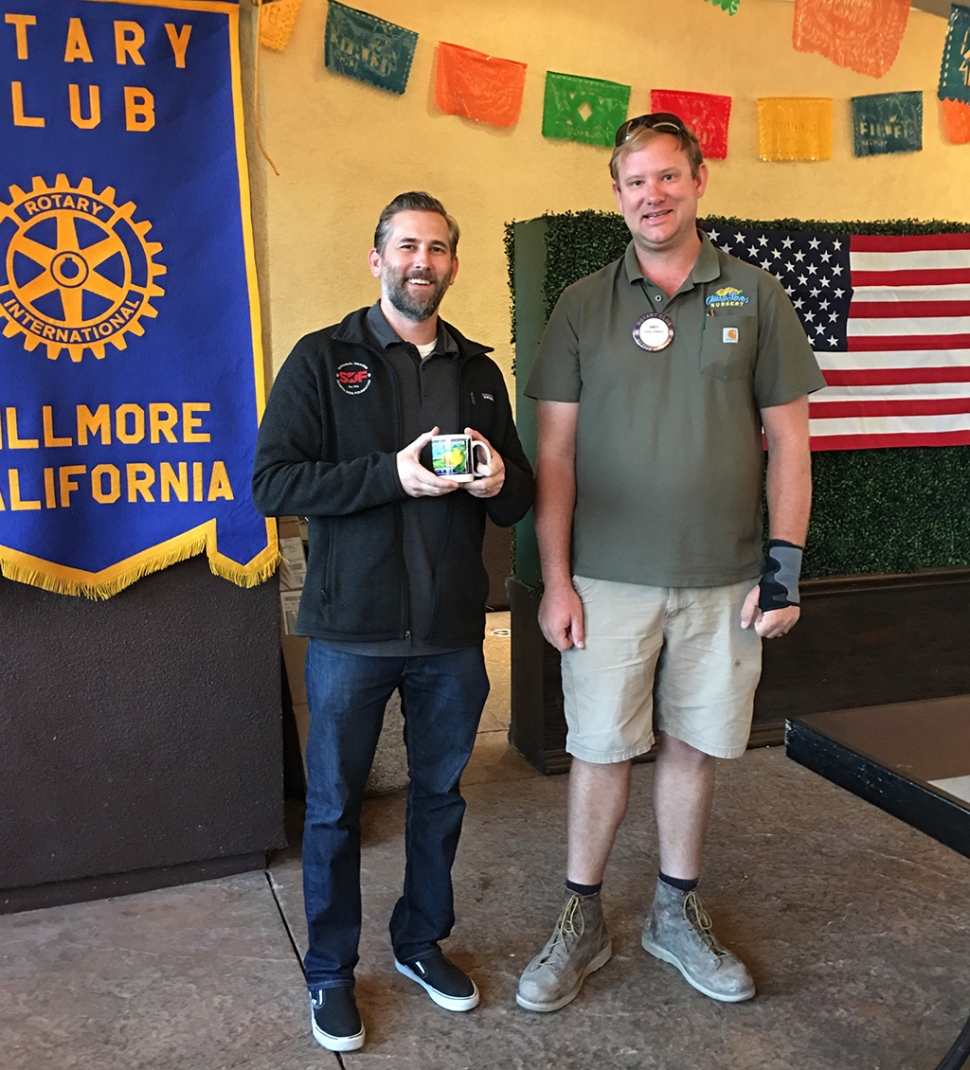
xmin=516 ymin=114 xmax=826 ymax=1013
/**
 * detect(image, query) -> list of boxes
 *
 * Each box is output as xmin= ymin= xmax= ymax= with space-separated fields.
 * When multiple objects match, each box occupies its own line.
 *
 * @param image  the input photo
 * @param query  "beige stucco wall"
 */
xmin=248 ymin=0 xmax=964 ymax=385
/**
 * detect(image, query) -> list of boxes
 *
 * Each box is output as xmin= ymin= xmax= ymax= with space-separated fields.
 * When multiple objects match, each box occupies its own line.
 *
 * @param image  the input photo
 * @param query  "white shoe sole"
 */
xmin=641 ymin=933 xmax=755 ymax=1003
xmin=310 ymin=1010 xmax=365 ymax=1052
xmin=515 ymin=940 xmax=613 ymax=1013
xmin=394 ymin=958 xmax=480 ymax=1011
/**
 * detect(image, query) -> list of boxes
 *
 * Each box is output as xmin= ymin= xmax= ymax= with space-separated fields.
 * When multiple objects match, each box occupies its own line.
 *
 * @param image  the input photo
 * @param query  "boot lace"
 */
xmin=683 ymin=889 xmax=725 ymax=958
xmin=540 ymin=894 xmax=586 ymax=963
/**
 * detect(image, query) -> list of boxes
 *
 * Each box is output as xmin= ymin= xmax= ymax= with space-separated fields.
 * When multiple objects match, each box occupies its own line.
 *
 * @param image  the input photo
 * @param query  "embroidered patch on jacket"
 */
xmin=705 ymin=286 xmax=750 ymax=309
xmin=723 ymin=327 xmax=739 ymax=343
xmin=336 ymin=361 xmax=372 ymax=394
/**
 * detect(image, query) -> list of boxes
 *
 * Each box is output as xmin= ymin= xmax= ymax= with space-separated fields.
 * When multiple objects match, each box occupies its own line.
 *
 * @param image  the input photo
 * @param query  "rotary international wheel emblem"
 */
xmin=0 ymin=174 xmax=165 ymax=362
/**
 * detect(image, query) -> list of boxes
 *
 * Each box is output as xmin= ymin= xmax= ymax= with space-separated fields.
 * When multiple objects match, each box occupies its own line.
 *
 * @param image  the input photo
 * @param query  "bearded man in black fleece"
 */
xmin=252 ymin=191 xmax=533 ymax=1053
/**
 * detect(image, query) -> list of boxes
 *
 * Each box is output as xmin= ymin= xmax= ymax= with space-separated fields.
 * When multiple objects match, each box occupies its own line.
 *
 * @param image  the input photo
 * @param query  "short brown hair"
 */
xmin=609 ymin=124 xmax=704 ymax=181
xmin=373 ymin=192 xmax=460 ymax=256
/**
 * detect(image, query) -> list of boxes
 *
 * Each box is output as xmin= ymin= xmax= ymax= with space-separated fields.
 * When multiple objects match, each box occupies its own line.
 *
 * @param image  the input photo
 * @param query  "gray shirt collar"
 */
xmin=622 ymin=231 xmax=722 ymax=290
xmin=365 ymin=302 xmax=459 ymax=357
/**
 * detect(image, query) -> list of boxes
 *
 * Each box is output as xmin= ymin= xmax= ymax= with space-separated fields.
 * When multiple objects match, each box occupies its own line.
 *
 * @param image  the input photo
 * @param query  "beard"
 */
xmin=382 ymin=266 xmax=451 ymax=323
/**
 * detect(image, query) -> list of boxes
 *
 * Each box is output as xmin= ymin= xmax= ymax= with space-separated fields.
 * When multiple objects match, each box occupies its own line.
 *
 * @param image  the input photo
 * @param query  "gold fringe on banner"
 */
xmin=0 ymin=520 xmax=280 ymax=600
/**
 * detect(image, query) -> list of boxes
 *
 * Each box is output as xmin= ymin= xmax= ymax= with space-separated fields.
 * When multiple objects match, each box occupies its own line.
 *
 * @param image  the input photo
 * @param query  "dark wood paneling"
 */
xmin=756 ymin=568 xmax=970 ymax=724
xmin=1 ymin=853 xmax=267 ymax=915
xmin=0 ymin=557 xmax=284 ymax=910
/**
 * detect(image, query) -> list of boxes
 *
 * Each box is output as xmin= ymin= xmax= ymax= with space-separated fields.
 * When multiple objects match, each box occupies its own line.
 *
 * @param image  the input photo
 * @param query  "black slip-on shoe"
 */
xmin=309 ymin=987 xmax=365 ymax=1052
xmin=394 ymin=950 xmax=480 ymax=1011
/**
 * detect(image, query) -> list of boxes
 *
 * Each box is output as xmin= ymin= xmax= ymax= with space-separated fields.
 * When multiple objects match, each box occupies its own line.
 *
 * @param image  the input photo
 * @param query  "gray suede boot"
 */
xmin=642 ymin=879 xmax=755 ymax=1002
xmin=516 ymin=891 xmax=612 ymax=1012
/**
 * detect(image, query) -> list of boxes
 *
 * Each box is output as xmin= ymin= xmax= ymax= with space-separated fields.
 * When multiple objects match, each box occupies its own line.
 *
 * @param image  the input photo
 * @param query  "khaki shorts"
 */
xmin=560 ymin=576 xmax=763 ymax=763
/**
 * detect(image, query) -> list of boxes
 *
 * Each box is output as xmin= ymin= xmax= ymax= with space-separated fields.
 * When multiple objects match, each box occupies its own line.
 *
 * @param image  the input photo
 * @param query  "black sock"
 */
xmin=565 ymin=879 xmax=602 ymax=897
xmin=659 ymin=871 xmax=698 ymax=893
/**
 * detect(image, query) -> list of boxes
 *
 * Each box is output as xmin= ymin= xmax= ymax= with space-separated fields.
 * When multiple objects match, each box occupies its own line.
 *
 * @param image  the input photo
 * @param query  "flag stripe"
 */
xmin=848 ymin=333 xmax=970 ymax=352
xmin=850 ymin=233 xmax=970 ymax=252
xmin=850 ymin=249 xmax=970 ymax=271
xmin=811 ymin=398 xmax=970 ymax=417
xmin=811 ymin=413 xmax=970 ymax=433
xmin=849 ymin=301 xmax=970 ymax=318
xmin=851 ymin=285 xmax=970 ymax=303
xmin=851 ymin=268 xmax=970 ymax=287
xmin=816 ymin=383 xmax=970 ymax=397
xmin=848 ymin=316 xmax=970 ymax=334
xmin=809 ymin=430 xmax=970 ymax=450
xmin=814 ymin=349 xmax=970 ymax=369
xmin=823 ymin=367 xmax=970 ymax=385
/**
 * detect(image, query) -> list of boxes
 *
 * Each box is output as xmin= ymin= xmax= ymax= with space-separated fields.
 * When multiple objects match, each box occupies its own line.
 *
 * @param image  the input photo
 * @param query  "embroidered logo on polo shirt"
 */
xmin=336 ymin=361 xmax=372 ymax=395
xmin=706 ymin=287 xmax=749 ymax=309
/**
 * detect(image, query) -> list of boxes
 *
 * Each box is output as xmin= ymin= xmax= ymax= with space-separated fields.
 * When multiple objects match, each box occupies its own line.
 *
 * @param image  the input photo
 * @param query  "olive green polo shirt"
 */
xmin=525 ymin=234 xmax=826 ymax=587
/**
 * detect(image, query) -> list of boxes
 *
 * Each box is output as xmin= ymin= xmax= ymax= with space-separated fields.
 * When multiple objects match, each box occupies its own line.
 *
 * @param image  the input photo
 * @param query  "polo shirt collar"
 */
xmin=365 ymin=301 xmax=459 ymax=356
xmin=622 ymin=230 xmax=722 ymax=290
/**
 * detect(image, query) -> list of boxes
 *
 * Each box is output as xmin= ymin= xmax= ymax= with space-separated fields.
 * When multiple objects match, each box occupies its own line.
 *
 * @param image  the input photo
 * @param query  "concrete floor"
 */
xmin=3 ymin=620 xmax=970 ymax=1069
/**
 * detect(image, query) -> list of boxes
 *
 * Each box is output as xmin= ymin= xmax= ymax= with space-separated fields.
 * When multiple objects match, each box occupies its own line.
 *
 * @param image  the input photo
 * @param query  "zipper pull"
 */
xmin=469 ymin=391 xmax=476 ymax=406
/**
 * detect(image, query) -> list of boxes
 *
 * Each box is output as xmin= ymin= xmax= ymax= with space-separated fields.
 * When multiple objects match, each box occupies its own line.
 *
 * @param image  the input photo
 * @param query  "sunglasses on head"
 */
xmin=614 ymin=112 xmax=689 ymax=146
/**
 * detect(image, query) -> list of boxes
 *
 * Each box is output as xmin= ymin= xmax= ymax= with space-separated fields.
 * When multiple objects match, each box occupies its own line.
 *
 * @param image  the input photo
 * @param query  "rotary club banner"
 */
xmin=0 ymin=0 xmax=276 ymax=597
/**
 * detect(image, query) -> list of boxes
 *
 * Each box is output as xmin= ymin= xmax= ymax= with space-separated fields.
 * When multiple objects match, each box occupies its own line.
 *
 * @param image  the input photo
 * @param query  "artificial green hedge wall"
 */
xmin=506 ymin=211 xmax=970 ymax=579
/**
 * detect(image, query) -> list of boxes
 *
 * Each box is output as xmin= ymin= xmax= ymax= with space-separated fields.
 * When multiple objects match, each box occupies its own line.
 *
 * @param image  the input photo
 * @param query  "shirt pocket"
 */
xmin=699 ymin=313 xmax=757 ymax=382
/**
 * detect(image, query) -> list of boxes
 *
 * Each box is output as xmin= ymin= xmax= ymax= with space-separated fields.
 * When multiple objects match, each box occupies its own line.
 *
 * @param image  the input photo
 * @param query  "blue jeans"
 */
xmin=302 ymin=640 xmax=489 ymax=990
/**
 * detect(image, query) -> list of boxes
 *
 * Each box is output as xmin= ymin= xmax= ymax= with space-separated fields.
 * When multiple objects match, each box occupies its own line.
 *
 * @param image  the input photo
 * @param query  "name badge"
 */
xmin=633 ymin=313 xmax=674 ymax=352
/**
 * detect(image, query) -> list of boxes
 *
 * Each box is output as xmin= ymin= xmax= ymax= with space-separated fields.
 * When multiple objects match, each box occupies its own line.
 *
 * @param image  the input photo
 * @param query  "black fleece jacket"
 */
xmin=251 ymin=307 xmax=534 ymax=644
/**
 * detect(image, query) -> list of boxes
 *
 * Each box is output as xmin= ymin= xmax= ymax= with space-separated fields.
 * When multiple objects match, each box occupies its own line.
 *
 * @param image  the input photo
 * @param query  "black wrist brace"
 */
xmin=758 ymin=539 xmax=803 ymax=612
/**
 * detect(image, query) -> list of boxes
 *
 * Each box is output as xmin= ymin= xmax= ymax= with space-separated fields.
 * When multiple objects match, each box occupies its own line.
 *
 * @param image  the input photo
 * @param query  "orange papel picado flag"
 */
xmin=435 ymin=41 xmax=527 ymax=128
xmin=792 ymin=0 xmax=910 ymax=79
xmin=941 ymin=98 xmax=970 ymax=144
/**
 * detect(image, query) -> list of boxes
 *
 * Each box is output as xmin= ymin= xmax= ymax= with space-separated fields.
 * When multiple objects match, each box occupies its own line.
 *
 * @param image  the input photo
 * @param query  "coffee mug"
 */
xmin=430 ymin=434 xmax=491 ymax=482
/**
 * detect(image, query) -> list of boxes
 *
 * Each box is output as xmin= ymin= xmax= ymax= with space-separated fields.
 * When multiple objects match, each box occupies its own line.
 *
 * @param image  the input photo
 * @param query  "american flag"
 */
xmin=704 ymin=224 xmax=970 ymax=450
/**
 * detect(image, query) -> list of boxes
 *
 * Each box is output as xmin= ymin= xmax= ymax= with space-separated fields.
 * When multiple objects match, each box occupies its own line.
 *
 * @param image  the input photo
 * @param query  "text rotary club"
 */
xmin=0 ymin=401 xmax=235 ymax=511
xmin=4 ymin=12 xmax=194 ymax=134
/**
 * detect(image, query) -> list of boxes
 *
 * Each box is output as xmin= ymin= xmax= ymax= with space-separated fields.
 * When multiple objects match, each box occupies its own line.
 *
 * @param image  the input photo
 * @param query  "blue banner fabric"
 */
xmin=0 ymin=0 xmax=276 ymax=597
xmin=324 ymin=0 xmax=417 ymax=95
